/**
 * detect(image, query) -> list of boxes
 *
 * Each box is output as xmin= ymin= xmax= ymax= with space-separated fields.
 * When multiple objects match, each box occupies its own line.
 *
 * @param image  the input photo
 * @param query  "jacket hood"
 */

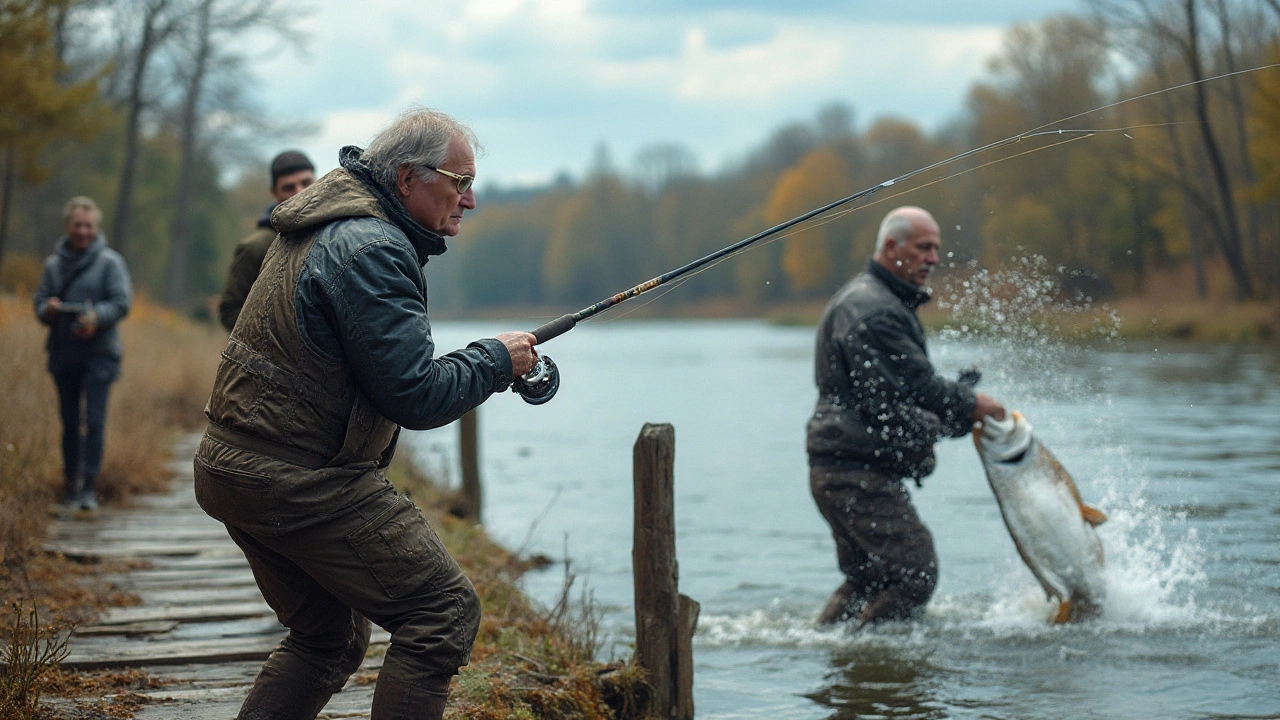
xmin=270 ymin=146 xmax=447 ymax=264
xmin=56 ymin=233 xmax=106 ymax=265
xmin=867 ymin=258 xmax=931 ymax=310
xmin=257 ymin=205 xmax=276 ymax=229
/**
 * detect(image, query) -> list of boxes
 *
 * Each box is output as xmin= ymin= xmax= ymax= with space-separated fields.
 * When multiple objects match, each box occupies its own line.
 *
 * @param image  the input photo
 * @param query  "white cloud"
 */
xmin=250 ymin=1 xmax=1065 ymax=187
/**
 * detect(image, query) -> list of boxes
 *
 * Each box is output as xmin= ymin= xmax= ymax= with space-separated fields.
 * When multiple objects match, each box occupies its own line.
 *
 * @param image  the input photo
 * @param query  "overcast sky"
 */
xmin=253 ymin=0 xmax=1082 ymax=189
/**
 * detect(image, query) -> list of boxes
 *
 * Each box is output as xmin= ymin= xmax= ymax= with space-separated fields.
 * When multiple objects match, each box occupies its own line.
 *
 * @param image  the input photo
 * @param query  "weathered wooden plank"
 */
xmin=56 ymin=528 xmax=230 ymax=543
xmin=136 ymin=587 xmax=266 ymax=606
xmin=97 ymin=601 xmax=273 ymax=625
xmin=144 ymin=555 xmax=249 ymax=571
xmin=130 ymin=685 xmax=250 ymax=702
xmin=112 ymin=568 xmax=256 ymax=589
xmin=47 ymin=542 xmax=240 ymax=559
xmin=166 ymin=616 xmax=285 ymax=641
xmin=61 ymin=636 xmax=283 ymax=669
xmin=74 ymin=620 xmax=179 ymax=636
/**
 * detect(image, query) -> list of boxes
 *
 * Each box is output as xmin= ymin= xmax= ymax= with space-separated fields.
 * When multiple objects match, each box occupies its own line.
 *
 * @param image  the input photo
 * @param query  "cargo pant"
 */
xmin=810 ymin=466 xmax=938 ymax=626
xmin=195 ymin=436 xmax=480 ymax=720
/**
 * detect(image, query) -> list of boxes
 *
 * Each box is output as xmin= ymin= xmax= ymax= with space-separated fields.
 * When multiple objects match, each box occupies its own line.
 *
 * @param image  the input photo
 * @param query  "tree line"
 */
xmin=3 ymin=0 xmax=1280 ymax=316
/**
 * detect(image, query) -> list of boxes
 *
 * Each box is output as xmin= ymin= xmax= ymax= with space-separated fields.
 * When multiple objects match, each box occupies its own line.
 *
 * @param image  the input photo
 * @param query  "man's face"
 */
xmin=271 ymin=169 xmax=315 ymax=204
xmin=66 ymin=208 xmax=99 ymax=252
xmin=883 ymin=218 xmax=941 ymax=286
xmin=397 ymin=136 xmax=477 ymax=237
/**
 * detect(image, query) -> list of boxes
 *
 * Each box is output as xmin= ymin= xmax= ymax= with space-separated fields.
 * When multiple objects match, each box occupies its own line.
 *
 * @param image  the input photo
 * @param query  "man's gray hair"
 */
xmin=62 ymin=196 xmax=102 ymax=224
xmin=874 ymin=206 xmax=928 ymax=256
xmin=363 ymin=107 xmax=480 ymax=195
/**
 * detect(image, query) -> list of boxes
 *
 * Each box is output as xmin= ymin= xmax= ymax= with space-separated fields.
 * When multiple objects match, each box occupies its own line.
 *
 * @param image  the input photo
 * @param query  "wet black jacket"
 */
xmin=269 ymin=146 xmax=513 ymax=432
xmin=807 ymin=260 xmax=975 ymax=480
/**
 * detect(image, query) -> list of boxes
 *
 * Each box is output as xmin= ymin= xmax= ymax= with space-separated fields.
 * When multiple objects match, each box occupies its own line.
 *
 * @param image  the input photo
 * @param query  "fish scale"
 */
xmin=974 ymin=412 xmax=1107 ymax=623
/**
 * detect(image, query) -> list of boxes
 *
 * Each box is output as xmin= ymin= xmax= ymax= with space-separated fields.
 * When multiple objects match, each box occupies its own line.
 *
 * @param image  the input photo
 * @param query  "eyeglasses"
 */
xmin=425 ymin=165 xmax=475 ymax=194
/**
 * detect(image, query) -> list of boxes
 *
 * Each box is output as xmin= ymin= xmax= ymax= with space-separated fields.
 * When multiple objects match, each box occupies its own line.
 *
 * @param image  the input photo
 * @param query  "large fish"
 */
xmin=973 ymin=411 xmax=1107 ymax=623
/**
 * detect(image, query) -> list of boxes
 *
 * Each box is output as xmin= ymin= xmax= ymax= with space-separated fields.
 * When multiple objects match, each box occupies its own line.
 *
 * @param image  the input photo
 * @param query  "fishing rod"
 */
xmin=508 ymin=128 xmax=1102 ymax=404
xmin=509 ymin=63 xmax=1280 ymax=405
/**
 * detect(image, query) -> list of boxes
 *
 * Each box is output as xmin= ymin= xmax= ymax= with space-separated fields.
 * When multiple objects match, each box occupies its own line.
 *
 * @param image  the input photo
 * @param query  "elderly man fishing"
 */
xmin=807 ymin=205 xmax=1006 ymax=627
xmin=194 ymin=108 xmax=537 ymax=720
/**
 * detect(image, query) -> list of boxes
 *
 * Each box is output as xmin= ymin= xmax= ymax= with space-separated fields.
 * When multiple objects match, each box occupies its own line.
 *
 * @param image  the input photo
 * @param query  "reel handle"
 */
xmin=512 ymin=355 xmax=559 ymax=405
xmin=512 ymin=313 xmax=574 ymax=405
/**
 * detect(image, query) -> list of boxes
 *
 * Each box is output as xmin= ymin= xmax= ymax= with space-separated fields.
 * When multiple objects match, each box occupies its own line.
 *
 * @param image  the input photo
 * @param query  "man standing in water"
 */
xmin=218 ymin=150 xmax=316 ymax=331
xmin=195 ymin=108 xmax=537 ymax=719
xmin=807 ymin=205 xmax=1005 ymax=627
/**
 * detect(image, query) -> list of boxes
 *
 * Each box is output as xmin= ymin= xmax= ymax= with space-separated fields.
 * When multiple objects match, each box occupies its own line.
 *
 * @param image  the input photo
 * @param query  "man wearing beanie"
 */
xmin=218 ymin=150 xmax=316 ymax=331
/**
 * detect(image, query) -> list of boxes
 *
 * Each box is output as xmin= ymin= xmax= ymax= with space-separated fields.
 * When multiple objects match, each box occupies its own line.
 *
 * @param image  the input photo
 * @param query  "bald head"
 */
xmin=873 ymin=206 xmax=941 ymax=286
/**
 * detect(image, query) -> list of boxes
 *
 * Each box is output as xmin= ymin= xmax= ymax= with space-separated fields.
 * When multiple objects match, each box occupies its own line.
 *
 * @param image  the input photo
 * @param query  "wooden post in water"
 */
xmin=459 ymin=409 xmax=481 ymax=522
xmin=633 ymin=423 xmax=699 ymax=719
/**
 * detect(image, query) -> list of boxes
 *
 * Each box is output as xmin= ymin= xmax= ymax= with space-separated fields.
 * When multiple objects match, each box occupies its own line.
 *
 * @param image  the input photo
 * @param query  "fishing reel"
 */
xmin=512 ymin=354 xmax=560 ymax=405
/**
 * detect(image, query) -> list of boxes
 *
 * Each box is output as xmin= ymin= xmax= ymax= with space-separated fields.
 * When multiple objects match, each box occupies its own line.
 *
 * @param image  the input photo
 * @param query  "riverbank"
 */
xmin=0 ymin=295 xmax=642 ymax=719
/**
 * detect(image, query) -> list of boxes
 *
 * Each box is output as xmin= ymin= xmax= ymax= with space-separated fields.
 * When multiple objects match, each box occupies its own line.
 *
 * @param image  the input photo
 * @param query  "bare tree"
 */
xmin=1183 ymin=0 xmax=1251 ymax=298
xmin=110 ymin=0 xmax=183 ymax=259
xmin=1090 ymin=0 xmax=1254 ymax=298
xmin=164 ymin=0 xmax=303 ymax=306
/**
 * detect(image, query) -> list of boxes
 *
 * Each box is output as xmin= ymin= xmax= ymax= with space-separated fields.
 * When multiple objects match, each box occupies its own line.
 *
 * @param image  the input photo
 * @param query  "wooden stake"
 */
xmin=633 ymin=423 xmax=697 ymax=719
xmin=460 ymin=408 xmax=481 ymax=522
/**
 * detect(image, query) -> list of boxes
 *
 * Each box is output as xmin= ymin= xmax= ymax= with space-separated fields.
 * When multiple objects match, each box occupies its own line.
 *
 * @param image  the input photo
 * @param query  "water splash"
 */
xmin=934 ymin=253 xmax=1122 ymax=405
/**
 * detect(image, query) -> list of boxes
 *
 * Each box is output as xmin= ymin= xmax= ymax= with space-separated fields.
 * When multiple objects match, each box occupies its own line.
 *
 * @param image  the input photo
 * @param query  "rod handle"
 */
xmin=530 ymin=314 xmax=576 ymax=344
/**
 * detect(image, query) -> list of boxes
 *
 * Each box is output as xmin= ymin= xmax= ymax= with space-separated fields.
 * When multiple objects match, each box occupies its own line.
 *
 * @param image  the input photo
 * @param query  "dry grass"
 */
xmin=0 ymin=602 xmax=71 ymax=720
xmin=387 ymin=458 xmax=649 ymax=720
xmin=1102 ymin=260 xmax=1278 ymax=342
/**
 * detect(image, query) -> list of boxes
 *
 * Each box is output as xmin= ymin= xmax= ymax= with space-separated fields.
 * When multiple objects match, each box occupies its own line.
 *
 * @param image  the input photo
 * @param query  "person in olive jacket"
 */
xmin=195 ymin=108 xmax=537 ymax=720
xmin=217 ymin=150 xmax=315 ymax=331
xmin=807 ymin=206 xmax=1005 ymax=627
xmin=34 ymin=196 xmax=134 ymax=511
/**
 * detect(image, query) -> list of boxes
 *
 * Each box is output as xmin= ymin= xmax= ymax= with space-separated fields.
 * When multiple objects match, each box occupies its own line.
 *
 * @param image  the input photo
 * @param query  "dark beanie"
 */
xmin=270 ymin=151 xmax=314 ymax=185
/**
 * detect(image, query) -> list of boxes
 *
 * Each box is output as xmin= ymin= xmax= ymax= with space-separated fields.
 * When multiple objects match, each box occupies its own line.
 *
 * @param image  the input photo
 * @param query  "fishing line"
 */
xmin=508 ymin=65 xmax=1280 ymax=404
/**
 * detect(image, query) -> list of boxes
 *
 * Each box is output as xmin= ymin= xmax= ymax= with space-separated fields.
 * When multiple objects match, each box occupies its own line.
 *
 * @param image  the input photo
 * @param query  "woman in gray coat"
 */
xmin=33 ymin=196 xmax=133 ymax=510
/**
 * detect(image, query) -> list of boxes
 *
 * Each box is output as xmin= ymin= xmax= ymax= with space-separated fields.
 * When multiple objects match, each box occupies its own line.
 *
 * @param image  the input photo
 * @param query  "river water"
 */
xmin=407 ymin=318 xmax=1280 ymax=719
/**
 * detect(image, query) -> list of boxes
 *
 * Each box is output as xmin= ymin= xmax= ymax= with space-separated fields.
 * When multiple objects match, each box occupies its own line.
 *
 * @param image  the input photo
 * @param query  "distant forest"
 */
xmin=4 ymin=1 xmax=1280 ymax=316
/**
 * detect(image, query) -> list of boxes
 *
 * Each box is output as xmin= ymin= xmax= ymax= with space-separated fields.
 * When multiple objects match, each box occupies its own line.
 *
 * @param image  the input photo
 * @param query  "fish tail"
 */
xmin=1051 ymin=600 xmax=1073 ymax=624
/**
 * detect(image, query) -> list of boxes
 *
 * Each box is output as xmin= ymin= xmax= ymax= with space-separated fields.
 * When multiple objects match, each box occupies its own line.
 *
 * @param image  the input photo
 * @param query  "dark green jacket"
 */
xmin=218 ymin=207 xmax=275 ymax=332
xmin=807 ymin=260 xmax=976 ymax=480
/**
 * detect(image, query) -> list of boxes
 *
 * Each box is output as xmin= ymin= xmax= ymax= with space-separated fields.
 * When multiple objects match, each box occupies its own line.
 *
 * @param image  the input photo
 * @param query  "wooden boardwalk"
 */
xmin=47 ymin=433 xmax=389 ymax=719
